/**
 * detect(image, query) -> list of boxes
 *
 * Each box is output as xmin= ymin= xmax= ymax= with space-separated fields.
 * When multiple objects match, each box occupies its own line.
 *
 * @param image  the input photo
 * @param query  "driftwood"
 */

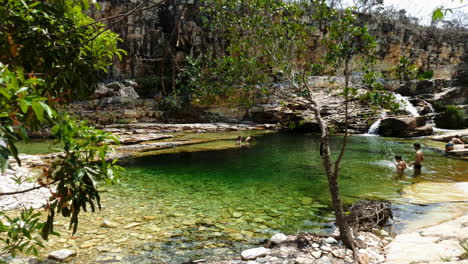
xmin=347 ymin=200 xmax=393 ymax=231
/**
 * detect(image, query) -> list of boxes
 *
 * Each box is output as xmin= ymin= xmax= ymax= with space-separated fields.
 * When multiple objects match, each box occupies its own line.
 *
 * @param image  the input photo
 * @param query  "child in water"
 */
xmin=394 ymin=155 xmax=407 ymax=173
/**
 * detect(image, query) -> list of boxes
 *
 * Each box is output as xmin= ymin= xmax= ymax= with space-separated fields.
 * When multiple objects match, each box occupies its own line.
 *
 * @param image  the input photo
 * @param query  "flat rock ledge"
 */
xmin=206 ymin=231 xmax=392 ymax=264
xmin=386 ymin=213 xmax=468 ymax=264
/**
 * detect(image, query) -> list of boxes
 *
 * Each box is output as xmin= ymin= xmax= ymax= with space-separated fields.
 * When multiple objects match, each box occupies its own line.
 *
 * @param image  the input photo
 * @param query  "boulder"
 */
xmin=118 ymin=86 xmax=140 ymax=100
xmin=394 ymin=80 xmax=431 ymax=96
xmin=91 ymin=83 xmax=114 ymax=99
xmin=241 ymin=247 xmax=271 ymax=260
xmin=377 ymin=116 xmax=432 ymax=137
xmin=428 ymin=128 xmax=468 ymax=142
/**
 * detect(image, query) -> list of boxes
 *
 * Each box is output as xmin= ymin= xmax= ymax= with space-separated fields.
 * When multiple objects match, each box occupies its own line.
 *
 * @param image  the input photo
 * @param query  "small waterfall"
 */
xmin=392 ymin=92 xmax=420 ymax=117
xmin=366 ymin=112 xmax=387 ymax=135
xmin=425 ymin=101 xmax=452 ymax=132
xmin=427 ymin=101 xmax=435 ymax=113
xmin=367 ymin=120 xmax=382 ymax=135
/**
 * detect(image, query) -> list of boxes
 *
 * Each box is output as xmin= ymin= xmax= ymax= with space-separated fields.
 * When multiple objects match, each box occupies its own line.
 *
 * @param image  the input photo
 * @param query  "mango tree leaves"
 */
xmin=41 ymin=115 xmax=123 ymax=239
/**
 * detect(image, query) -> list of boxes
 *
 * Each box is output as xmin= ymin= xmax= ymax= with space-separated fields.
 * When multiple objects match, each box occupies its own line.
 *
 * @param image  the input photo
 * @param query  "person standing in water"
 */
xmin=409 ymin=143 xmax=424 ymax=174
xmin=394 ymin=155 xmax=407 ymax=174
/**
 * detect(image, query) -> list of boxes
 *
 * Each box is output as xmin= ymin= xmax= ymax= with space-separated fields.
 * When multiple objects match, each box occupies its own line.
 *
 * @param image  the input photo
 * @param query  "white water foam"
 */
xmin=365 ymin=112 xmax=387 ymax=135
xmin=365 ymin=93 xmax=421 ymax=135
xmin=393 ymin=92 xmax=420 ymax=117
xmin=369 ymin=160 xmax=395 ymax=169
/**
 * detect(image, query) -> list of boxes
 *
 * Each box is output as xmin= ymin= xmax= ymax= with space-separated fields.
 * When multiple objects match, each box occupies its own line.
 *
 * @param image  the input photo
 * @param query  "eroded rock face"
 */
xmin=378 ymin=116 xmax=433 ymax=137
xmin=91 ymin=1 xmax=468 ymax=80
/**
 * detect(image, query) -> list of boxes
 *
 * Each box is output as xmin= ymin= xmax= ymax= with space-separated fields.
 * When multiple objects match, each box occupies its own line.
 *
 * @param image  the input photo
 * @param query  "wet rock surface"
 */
xmin=377 ymin=116 xmax=433 ymax=137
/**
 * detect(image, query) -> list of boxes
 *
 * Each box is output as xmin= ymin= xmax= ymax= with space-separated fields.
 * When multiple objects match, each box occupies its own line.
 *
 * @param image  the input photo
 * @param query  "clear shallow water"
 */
xmin=17 ymin=140 xmax=55 ymax=154
xmin=43 ymin=133 xmax=467 ymax=263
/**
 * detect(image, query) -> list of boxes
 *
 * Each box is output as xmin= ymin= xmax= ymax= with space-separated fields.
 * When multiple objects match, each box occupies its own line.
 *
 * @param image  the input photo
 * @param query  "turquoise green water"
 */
xmin=38 ymin=133 xmax=467 ymax=263
xmin=17 ymin=140 xmax=55 ymax=154
xmin=94 ymin=133 xmax=466 ymax=263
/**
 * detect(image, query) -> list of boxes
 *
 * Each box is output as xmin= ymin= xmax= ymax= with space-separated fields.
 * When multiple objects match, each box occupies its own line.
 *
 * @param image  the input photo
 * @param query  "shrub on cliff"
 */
xmin=435 ymin=105 xmax=466 ymax=129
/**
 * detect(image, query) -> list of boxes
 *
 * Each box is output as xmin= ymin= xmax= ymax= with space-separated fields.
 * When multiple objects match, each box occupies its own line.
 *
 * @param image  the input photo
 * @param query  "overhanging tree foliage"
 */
xmin=0 ymin=0 xmax=126 ymax=101
xmin=0 ymin=0 xmax=125 ymax=257
xmin=179 ymin=0 xmax=312 ymax=105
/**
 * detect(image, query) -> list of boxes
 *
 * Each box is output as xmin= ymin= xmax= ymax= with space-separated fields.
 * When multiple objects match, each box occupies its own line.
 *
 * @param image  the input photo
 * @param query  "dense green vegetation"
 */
xmin=0 ymin=0 xmax=123 ymax=257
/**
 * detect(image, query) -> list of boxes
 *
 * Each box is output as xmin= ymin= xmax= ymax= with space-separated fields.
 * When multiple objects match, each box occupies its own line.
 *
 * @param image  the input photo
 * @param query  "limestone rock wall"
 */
xmin=365 ymin=14 xmax=468 ymax=78
xmin=91 ymin=0 xmax=202 ymax=78
xmin=92 ymin=1 xmax=468 ymax=80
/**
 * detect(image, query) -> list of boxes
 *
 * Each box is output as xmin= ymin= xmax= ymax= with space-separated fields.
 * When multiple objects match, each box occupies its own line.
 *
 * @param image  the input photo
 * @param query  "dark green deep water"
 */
xmin=103 ymin=133 xmax=467 ymax=263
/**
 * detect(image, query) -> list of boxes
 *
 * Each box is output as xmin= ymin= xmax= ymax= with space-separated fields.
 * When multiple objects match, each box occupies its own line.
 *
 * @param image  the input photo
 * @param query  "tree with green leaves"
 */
xmin=179 ymin=0 xmax=312 ymax=106
xmin=432 ymin=0 xmax=466 ymax=21
xmin=183 ymin=0 xmax=397 ymax=252
xmin=0 ymin=0 xmax=125 ymax=257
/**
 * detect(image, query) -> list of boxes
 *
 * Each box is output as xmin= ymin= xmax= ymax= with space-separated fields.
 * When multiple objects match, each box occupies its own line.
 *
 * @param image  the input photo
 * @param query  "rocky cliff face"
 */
xmin=92 ymin=1 xmax=468 ymax=80
xmin=91 ymin=0 xmax=202 ymax=78
xmin=366 ymin=14 xmax=467 ymax=78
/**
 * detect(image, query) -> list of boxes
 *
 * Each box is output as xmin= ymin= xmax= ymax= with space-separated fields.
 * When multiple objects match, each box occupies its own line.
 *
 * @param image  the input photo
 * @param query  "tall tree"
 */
xmin=183 ymin=0 xmax=396 ymax=252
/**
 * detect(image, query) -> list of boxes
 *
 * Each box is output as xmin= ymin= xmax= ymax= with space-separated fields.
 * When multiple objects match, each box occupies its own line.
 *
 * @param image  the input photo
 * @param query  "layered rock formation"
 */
xmin=82 ymin=1 xmax=468 ymax=134
xmin=91 ymin=1 xmax=468 ymax=80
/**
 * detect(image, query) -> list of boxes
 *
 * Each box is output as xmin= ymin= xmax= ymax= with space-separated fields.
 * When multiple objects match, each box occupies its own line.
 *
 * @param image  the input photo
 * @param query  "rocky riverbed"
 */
xmin=1 ymin=127 xmax=467 ymax=264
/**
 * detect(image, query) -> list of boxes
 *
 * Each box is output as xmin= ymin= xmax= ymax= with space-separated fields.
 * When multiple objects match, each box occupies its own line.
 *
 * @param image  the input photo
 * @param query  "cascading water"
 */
xmin=366 ymin=112 xmax=387 ymax=135
xmin=425 ymin=101 xmax=452 ymax=132
xmin=392 ymin=92 xmax=420 ymax=117
xmin=365 ymin=92 xmax=420 ymax=135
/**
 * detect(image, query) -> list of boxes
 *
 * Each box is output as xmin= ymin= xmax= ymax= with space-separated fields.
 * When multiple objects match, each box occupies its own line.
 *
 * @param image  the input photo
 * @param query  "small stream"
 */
xmin=36 ymin=133 xmax=467 ymax=263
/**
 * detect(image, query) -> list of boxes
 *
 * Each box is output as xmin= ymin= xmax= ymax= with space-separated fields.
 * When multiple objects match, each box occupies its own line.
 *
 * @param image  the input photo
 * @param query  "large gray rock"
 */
xmin=395 ymin=80 xmax=435 ymax=96
xmin=378 ymin=116 xmax=432 ymax=137
xmin=91 ymin=83 xmax=114 ymax=99
xmin=241 ymin=247 xmax=271 ymax=260
xmin=48 ymin=249 xmax=77 ymax=261
xmin=118 ymin=86 xmax=140 ymax=99
xmin=395 ymin=79 xmax=451 ymax=96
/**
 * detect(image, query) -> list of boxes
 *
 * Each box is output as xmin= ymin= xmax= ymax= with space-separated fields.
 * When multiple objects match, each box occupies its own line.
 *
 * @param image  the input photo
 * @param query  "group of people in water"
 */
xmin=395 ymin=135 xmax=466 ymax=175
xmin=445 ymin=135 xmax=467 ymax=152
xmin=394 ymin=143 xmax=424 ymax=175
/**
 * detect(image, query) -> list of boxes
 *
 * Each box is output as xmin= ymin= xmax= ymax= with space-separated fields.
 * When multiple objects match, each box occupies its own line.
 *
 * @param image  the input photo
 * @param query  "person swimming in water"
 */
xmin=245 ymin=135 xmax=256 ymax=143
xmin=236 ymin=136 xmax=244 ymax=145
xmin=394 ymin=155 xmax=407 ymax=174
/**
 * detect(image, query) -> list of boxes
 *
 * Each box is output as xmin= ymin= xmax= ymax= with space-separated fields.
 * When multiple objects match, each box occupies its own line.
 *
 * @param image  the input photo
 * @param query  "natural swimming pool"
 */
xmin=39 ymin=132 xmax=467 ymax=263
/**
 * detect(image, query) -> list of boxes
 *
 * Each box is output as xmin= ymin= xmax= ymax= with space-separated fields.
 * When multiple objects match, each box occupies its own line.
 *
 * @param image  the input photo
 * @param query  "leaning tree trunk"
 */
xmin=305 ymin=63 xmax=355 ymax=250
